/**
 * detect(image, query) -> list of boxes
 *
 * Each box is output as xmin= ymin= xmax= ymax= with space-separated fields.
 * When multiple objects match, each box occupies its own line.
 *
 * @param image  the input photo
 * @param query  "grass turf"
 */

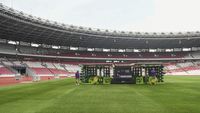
xmin=0 ymin=76 xmax=200 ymax=113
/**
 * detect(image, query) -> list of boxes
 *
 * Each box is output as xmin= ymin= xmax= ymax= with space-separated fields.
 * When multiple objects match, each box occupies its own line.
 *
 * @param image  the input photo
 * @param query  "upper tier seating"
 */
xmin=0 ymin=43 xmax=17 ymax=53
xmin=0 ymin=43 xmax=191 ymax=59
xmin=19 ymin=46 xmax=38 ymax=54
xmin=59 ymin=51 xmax=187 ymax=59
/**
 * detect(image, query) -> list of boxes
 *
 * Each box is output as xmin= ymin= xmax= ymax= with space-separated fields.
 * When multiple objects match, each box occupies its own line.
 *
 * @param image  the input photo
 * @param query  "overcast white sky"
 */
xmin=0 ymin=0 xmax=200 ymax=32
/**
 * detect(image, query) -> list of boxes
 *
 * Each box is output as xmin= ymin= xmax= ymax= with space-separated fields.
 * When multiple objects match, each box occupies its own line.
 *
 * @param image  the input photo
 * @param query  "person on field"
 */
xmin=150 ymin=68 xmax=157 ymax=85
xmin=150 ymin=68 xmax=156 ymax=77
xmin=75 ymin=71 xmax=80 ymax=85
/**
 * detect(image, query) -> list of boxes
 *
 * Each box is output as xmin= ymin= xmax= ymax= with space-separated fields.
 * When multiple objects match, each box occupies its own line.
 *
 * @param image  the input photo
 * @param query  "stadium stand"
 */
xmin=0 ymin=64 xmax=15 ymax=75
xmin=0 ymin=43 xmax=191 ymax=59
xmin=0 ymin=3 xmax=200 ymax=86
xmin=0 ymin=59 xmax=81 ymax=85
xmin=0 ymin=43 xmax=17 ymax=53
xmin=164 ymin=61 xmax=200 ymax=75
xmin=19 ymin=46 xmax=38 ymax=54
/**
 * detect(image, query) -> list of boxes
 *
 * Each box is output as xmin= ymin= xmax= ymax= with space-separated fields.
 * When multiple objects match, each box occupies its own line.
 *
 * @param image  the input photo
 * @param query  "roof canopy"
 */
xmin=0 ymin=3 xmax=200 ymax=49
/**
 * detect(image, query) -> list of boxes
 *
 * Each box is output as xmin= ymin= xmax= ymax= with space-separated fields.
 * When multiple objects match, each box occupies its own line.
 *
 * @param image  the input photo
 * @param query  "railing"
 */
xmin=22 ymin=62 xmax=40 ymax=81
xmin=0 ymin=60 xmax=18 ymax=74
xmin=1 ymin=51 xmax=200 ymax=61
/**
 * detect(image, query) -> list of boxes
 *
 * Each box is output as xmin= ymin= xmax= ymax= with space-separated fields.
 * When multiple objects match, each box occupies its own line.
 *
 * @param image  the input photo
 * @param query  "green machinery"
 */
xmin=81 ymin=63 xmax=165 ymax=84
xmin=80 ymin=64 xmax=112 ymax=84
xmin=132 ymin=64 xmax=165 ymax=84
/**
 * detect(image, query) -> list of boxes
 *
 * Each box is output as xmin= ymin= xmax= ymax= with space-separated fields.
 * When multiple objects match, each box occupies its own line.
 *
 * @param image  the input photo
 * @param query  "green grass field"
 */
xmin=0 ymin=76 xmax=200 ymax=113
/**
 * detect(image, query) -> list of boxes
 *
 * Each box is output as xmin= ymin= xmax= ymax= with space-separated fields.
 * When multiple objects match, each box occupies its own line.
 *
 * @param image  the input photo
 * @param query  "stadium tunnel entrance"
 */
xmin=12 ymin=66 xmax=27 ymax=75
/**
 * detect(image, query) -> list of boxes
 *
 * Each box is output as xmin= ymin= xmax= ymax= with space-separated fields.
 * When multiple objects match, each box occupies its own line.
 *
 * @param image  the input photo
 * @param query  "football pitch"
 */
xmin=0 ymin=76 xmax=200 ymax=113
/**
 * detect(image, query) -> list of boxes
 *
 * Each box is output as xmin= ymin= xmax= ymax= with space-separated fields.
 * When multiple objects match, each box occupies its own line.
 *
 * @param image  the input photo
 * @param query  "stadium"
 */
xmin=0 ymin=1 xmax=200 ymax=113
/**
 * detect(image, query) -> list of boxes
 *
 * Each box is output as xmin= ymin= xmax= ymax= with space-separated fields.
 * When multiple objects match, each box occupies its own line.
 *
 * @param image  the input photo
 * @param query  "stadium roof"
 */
xmin=0 ymin=3 xmax=200 ymax=49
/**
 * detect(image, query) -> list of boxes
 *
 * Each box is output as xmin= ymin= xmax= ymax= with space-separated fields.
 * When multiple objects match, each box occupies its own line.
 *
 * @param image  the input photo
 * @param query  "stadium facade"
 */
xmin=0 ymin=3 xmax=200 ymax=85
